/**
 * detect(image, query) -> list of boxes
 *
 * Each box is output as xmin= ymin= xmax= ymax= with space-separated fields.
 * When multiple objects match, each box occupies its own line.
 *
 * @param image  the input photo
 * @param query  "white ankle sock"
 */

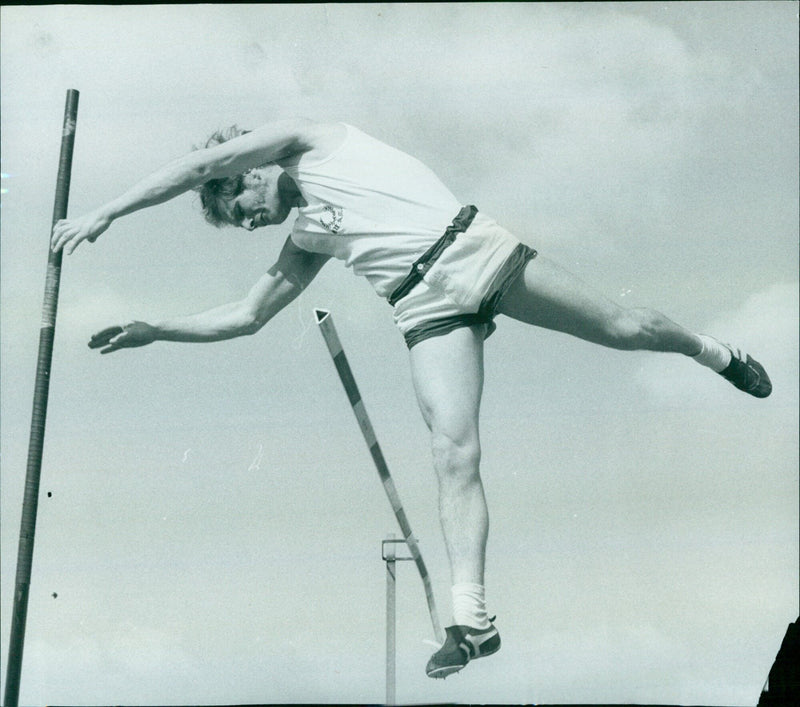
xmin=452 ymin=582 xmax=491 ymax=629
xmin=692 ymin=334 xmax=732 ymax=373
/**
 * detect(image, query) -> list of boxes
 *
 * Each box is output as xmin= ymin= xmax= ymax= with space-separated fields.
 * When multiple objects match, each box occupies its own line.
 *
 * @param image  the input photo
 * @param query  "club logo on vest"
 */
xmin=320 ymin=204 xmax=343 ymax=233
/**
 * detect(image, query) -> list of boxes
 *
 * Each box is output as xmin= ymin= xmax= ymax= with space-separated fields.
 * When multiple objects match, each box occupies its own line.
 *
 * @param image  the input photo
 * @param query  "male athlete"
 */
xmin=51 ymin=118 xmax=771 ymax=679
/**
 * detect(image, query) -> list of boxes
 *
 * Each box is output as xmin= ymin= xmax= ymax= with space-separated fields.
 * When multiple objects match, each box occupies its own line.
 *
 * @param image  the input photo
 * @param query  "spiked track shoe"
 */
xmin=720 ymin=346 xmax=772 ymax=398
xmin=425 ymin=623 xmax=501 ymax=679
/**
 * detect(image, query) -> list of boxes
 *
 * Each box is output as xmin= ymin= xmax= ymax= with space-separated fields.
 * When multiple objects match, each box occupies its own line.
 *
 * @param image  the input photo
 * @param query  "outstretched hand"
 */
xmin=51 ymin=209 xmax=112 ymax=255
xmin=89 ymin=322 xmax=157 ymax=354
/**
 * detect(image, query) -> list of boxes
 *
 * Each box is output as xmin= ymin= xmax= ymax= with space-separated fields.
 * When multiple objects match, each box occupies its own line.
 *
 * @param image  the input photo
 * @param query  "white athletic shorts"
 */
xmin=390 ymin=206 xmax=536 ymax=349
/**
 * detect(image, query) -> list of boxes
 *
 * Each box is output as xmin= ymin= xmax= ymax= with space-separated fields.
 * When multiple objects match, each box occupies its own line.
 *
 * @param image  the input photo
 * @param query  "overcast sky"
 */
xmin=1 ymin=3 xmax=797 ymax=705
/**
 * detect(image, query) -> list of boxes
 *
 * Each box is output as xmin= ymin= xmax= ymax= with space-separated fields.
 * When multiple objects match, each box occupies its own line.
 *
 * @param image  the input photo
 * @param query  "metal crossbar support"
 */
xmin=315 ymin=309 xmax=444 ymax=649
xmin=383 ymin=535 xmax=414 ymax=706
xmin=4 ymin=89 xmax=79 ymax=707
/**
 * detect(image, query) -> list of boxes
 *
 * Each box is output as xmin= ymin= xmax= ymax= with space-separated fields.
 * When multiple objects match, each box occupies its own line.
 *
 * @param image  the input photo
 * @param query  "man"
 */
xmin=51 ymin=118 xmax=771 ymax=680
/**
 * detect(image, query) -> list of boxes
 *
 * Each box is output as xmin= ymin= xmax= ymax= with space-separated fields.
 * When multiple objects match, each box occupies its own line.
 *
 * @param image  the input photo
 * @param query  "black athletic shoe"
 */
xmin=719 ymin=346 xmax=772 ymax=398
xmin=425 ymin=622 xmax=501 ymax=679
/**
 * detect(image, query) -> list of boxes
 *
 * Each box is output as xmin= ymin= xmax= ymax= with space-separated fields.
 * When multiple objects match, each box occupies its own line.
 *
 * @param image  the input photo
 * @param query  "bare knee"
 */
xmin=604 ymin=307 xmax=663 ymax=350
xmin=430 ymin=430 xmax=481 ymax=486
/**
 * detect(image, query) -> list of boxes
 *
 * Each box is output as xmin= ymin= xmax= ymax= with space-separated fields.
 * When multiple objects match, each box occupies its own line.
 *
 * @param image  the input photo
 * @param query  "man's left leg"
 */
xmin=496 ymin=255 xmax=771 ymax=397
xmin=409 ymin=324 xmax=502 ymax=678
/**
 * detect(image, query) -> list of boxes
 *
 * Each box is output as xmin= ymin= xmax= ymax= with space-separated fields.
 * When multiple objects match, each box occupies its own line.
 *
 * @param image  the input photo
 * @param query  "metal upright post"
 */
xmin=382 ymin=536 xmax=414 ymax=706
xmin=385 ymin=533 xmax=396 ymax=706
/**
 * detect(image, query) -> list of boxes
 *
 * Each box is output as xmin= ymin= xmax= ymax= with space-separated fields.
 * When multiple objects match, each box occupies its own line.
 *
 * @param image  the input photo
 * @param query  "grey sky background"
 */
xmin=1 ymin=3 xmax=797 ymax=705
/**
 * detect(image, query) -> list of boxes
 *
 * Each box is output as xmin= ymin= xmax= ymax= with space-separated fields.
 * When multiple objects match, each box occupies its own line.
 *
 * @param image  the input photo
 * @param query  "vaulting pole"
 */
xmin=315 ymin=309 xmax=445 ymax=646
xmin=4 ymin=89 xmax=79 ymax=707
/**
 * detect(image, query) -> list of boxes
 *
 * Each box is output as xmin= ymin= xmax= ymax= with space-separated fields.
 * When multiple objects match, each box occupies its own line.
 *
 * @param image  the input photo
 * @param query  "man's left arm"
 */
xmin=51 ymin=118 xmax=321 ymax=255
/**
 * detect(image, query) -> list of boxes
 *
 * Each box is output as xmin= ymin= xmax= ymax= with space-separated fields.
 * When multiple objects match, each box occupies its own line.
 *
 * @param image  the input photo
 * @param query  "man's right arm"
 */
xmin=51 ymin=118 xmax=326 ymax=255
xmin=90 ymin=238 xmax=330 ymax=354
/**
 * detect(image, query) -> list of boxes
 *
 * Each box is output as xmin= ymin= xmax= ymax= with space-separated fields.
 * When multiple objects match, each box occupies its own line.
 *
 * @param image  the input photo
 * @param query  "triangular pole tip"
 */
xmin=314 ymin=308 xmax=330 ymax=324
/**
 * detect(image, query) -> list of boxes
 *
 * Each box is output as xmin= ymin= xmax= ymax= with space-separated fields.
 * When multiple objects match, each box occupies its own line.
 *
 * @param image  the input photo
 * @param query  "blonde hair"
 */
xmin=193 ymin=125 xmax=251 ymax=227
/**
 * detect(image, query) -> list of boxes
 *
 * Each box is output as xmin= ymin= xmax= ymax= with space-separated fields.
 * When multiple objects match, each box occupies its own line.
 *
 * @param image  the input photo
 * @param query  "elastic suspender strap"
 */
xmin=388 ymin=205 xmax=478 ymax=307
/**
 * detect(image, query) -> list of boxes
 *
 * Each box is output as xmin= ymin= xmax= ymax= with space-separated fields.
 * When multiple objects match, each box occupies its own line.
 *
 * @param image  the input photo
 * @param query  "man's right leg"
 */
xmin=408 ymin=324 xmax=502 ymax=678
xmin=409 ymin=324 xmax=487 ymax=589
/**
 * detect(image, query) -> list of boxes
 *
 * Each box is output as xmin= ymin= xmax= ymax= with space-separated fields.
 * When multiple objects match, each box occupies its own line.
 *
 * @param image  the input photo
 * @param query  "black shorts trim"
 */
xmin=403 ymin=314 xmax=494 ymax=350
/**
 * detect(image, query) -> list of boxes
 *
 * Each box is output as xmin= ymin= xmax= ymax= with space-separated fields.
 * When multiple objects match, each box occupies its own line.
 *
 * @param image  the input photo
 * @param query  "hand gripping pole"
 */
xmin=315 ymin=309 xmax=444 ymax=645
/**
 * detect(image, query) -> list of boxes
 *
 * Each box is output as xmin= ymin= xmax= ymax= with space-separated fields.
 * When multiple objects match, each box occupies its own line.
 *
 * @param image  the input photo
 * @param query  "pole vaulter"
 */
xmin=4 ymin=89 xmax=80 ymax=707
xmin=315 ymin=308 xmax=445 ymax=646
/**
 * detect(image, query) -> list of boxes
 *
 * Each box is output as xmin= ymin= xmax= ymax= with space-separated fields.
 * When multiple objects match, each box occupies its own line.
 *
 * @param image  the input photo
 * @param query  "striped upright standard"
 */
xmin=315 ymin=309 xmax=445 ymax=645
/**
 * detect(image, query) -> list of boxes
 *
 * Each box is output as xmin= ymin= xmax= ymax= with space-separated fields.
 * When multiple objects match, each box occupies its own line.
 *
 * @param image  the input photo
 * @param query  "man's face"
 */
xmin=226 ymin=167 xmax=294 ymax=230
